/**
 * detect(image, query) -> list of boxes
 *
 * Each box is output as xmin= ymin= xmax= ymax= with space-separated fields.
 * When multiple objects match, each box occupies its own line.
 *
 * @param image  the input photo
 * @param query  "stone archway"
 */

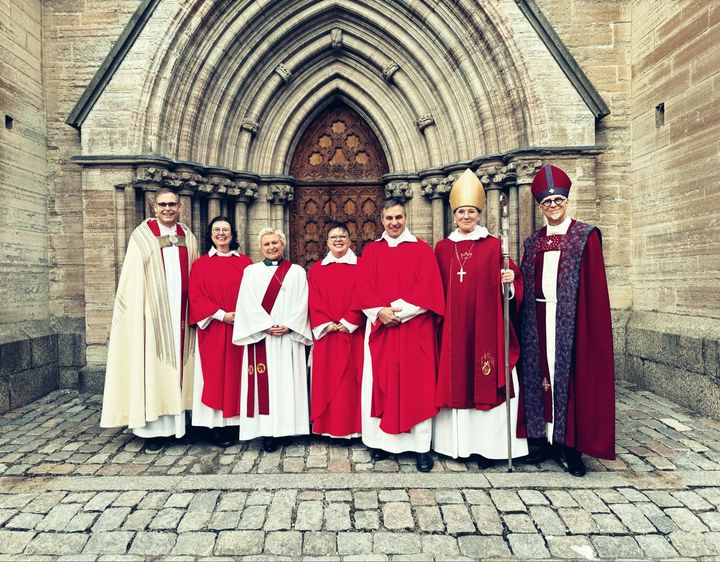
xmin=289 ymin=102 xmax=388 ymax=270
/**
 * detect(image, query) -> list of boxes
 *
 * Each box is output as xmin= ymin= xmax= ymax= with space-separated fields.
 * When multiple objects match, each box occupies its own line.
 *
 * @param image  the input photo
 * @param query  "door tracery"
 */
xmin=290 ymin=103 xmax=388 ymax=270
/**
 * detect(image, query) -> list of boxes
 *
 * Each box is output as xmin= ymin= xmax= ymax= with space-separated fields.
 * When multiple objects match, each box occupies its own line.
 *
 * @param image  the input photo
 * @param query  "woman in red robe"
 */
xmin=308 ymin=223 xmax=365 ymax=438
xmin=433 ymin=169 xmax=528 ymax=468
xmin=189 ymin=216 xmax=252 ymax=447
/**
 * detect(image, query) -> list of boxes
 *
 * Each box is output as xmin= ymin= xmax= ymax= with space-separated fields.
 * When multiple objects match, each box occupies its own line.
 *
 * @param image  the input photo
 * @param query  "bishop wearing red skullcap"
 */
xmin=518 ymin=164 xmax=616 ymax=477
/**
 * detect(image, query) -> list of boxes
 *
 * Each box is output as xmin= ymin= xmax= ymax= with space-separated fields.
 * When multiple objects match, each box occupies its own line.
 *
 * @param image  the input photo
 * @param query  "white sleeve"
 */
xmin=312 ymin=321 xmax=333 ymax=340
xmin=197 ymin=309 xmax=226 ymax=330
xmin=390 ymin=298 xmax=427 ymax=323
xmin=339 ymin=318 xmax=360 ymax=334
xmin=363 ymin=307 xmax=383 ymax=324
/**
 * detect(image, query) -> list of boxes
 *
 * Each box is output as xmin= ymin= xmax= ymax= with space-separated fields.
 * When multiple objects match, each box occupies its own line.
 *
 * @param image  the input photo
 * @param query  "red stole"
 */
xmin=148 ymin=219 xmax=190 ymax=383
xmin=246 ymin=259 xmax=291 ymax=417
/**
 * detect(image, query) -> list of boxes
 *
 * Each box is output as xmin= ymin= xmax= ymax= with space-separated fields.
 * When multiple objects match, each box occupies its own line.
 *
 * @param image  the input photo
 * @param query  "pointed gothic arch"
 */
xmin=288 ymin=101 xmax=389 ymax=270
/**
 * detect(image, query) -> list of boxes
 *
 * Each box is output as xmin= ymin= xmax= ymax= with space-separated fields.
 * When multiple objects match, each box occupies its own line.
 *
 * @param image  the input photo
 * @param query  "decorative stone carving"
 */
xmin=382 ymin=61 xmax=399 ymax=83
xmin=135 ymin=166 xmax=170 ymax=187
xmin=331 ymin=28 xmax=343 ymax=49
xmin=233 ymin=181 xmax=259 ymax=202
xmin=416 ymin=113 xmax=435 ymax=132
xmin=512 ymin=159 xmax=543 ymax=184
xmin=275 ymin=63 xmax=292 ymax=83
xmin=267 ymin=183 xmax=294 ymax=205
xmin=384 ymin=181 xmax=413 ymax=202
xmin=241 ymin=118 xmax=260 ymax=135
xmin=208 ymin=176 xmax=232 ymax=195
xmin=420 ymin=175 xmax=455 ymax=199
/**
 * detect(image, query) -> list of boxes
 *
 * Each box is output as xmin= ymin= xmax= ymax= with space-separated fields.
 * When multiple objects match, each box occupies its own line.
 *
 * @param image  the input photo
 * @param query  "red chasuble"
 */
xmin=308 ymin=260 xmax=365 ymax=436
xmin=188 ymin=252 xmax=252 ymax=417
xmin=434 ymin=236 xmax=522 ymax=410
xmin=353 ymin=237 xmax=445 ymax=435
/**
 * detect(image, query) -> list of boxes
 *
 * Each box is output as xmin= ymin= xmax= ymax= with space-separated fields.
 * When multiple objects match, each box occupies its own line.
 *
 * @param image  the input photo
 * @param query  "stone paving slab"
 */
xmin=0 ymin=382 xmax=718 ymax=559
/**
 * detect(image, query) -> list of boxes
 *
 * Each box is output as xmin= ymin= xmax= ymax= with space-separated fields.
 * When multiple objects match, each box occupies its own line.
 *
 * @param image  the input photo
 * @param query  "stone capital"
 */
xmin=135 ymin=166 xmax=170 ymax=189
xmin=420 ymin=175 xmax=454 ymax=200
xmin=267 ymin=183 xmax=294 ymax=205
xmin=509 ymin=159 xmax=543 ymax=185
xmin=384 ymin=181 xmax=413 ymax=202
xmin=233 ymin=181 xmax=259 ymax=203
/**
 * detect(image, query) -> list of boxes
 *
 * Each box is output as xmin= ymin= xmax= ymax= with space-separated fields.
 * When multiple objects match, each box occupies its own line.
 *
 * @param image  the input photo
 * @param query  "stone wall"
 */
xmin=623 ymin=0 xmax=720 ymax=419
xmin=0 ymin=0 xmax=48 ymax=324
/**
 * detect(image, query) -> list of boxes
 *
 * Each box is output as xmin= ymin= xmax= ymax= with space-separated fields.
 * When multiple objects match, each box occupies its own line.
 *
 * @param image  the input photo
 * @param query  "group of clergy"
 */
xmin=101 ymin=164 xmax=615 ymax=477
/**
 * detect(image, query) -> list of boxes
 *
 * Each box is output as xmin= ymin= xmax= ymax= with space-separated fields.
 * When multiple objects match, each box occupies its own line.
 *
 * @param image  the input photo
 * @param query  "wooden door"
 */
xmin=290 ymin=103 xmax=388 ymax=270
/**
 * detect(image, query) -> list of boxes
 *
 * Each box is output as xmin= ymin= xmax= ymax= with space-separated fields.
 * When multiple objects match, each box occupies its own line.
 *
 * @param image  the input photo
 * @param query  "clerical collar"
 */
xmin=209 ymin=247 xmax=240 ymax=258
xmin=448 ymin=225 xmax=489 ymax=242
xmin=158 ymin=222 xmax=177 ymax=235
xmin=379 ymin=228 xmax=417 ymax=248
xmin=546 ymin=216 xmax=572 ymax=236
xmin=262 ymin=258 xmax=283 ymax=266
xmin=321 ymin=248 xmax=357 ymax=266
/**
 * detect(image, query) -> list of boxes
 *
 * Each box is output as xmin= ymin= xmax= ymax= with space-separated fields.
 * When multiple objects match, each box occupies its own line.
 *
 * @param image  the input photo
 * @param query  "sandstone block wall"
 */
xmin=622 ymin=0 xmax=720 ymax=419
xmin=0 ymin=0 xmax=49 ymax=324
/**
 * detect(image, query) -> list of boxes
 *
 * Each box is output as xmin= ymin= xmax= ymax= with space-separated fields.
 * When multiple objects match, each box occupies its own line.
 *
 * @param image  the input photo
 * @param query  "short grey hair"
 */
xmin=258 ymin=227 xmax=287 ymax=247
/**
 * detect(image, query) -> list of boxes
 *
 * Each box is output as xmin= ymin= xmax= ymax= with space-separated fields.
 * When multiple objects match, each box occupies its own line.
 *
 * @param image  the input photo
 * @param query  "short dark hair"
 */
xmin=382 ymin=198 xmax=406 ymax=213
xmin=325 ymin=222 xmax=350 ymax=238
xmin=207 ymin=216 xmax=238 ymax=252
xmin=154 ymin=187 xmax=179 ymax=202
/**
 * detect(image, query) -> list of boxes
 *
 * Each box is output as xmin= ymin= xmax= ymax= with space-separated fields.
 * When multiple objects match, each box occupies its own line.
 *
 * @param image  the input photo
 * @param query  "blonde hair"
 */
xmin=258 ymin=227 xmax=287 ymax=247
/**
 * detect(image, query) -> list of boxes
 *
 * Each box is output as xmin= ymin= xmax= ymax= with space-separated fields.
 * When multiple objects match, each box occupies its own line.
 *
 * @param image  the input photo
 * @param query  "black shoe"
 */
xmin=370 ymin=448 xmax=389 ymax=461
xmin=476 ymin=454 xmax=493 ymax=470
xmin=416 ymin=451 xmax=434 ymax=472
xmin=211 ymin=427 xmax=236 ymax=448
xmin=262 ymin=436 xmax=278 ymax=453
xmin=519 ymin=441 xmax=557 ymax=465
xmin=145 ymin=437 xmax=165 ymax=452
xmin=560 ymin=446 xmax=586 ymax=477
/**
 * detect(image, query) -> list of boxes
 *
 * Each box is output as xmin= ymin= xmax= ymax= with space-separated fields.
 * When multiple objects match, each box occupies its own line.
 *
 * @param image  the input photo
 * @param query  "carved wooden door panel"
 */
xmin=290 ymin=103 xmax=388 ymax=271
xmin=290 ymin=186 xmax=384 ymax=270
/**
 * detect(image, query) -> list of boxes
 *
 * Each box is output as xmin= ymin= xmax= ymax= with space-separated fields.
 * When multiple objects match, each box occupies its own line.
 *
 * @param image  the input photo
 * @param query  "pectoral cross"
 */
xmin=457 ymin=267 xmax=466 ymax=283
xmin=542 ymin=378 xmax=551 ymax=391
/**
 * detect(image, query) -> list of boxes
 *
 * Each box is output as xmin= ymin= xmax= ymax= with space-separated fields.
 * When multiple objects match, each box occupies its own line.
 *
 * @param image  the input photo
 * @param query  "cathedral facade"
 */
xmin=1 ymin=0 xmax=719 ymax=418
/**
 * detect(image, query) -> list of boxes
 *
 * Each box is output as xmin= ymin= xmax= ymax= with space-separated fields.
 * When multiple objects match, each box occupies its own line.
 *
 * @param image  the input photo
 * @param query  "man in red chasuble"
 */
xmin=353 ymin=199 xmax=445 ymax=472
xmin=433 ymin=169 xmax=528 ymax=468
xmin=101 ymin=188 xmax=199 ymax=451
xmin=308 ymin=223 xmax=365 ymax=439
xmin=519 ymin=164 xmax=616 ymax=477
xmin=232 ymin=228 xmax=312 ymax=453
xmin=189 ymin=216 xmax=252 ymax=447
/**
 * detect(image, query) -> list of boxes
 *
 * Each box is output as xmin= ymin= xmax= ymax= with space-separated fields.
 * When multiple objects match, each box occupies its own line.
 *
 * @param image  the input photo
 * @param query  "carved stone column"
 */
xmin=420 ymin=174 xmax=454 ymax=245
xmin=479 ymin=166 xmax=506 ymax=237
xmin=136 ymin=166 xmax=169 ymax=219
xmin=514 ymin=160 xmax=543 ymax=256
xmin=230 ymin=181 xmax=258 ymax=254
xmin=123 ymin=183 xmax=136 ymax=246
xmin=267 ymin=182 xmax=294 ymax=233
xmin=172 ymin=168 xmax=201 ymax=231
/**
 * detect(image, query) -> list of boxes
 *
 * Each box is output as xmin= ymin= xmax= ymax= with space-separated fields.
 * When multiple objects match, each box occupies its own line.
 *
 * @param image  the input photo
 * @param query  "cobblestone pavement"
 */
xmin=1 ymin=381 xmax=719 ymax=560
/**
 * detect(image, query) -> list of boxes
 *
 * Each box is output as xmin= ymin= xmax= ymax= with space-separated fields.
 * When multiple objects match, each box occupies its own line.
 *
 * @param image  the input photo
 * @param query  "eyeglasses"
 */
xmin=328 ymin=235 xmax=349 ymax=240
xmin=539 ymin=197 xmax=567 ymax=208
xmin=212 ymin=228 xmax=231 ymax=234
xmin=155 ymin=201 xmax=178 ymax=208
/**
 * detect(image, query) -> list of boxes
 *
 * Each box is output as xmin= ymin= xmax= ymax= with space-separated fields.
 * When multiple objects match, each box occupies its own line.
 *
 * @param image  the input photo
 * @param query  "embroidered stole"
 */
xmin=147 ymin=219 xmax=190 ymax=383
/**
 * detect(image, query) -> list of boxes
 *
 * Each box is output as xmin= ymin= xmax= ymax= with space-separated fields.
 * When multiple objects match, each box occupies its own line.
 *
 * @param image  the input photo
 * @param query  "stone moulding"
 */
xmin=66 ymin=0 xmax=610 ymax=130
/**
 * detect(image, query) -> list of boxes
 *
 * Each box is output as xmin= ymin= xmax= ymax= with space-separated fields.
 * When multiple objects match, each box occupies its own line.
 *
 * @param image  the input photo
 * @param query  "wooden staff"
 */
xmin=500 ymin=193 xmax=513 ymax=472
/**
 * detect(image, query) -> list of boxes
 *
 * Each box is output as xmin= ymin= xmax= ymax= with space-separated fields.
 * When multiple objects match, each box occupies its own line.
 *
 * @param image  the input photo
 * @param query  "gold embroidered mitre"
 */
xmin=449 ymin=168 xmax=485 ymax=212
